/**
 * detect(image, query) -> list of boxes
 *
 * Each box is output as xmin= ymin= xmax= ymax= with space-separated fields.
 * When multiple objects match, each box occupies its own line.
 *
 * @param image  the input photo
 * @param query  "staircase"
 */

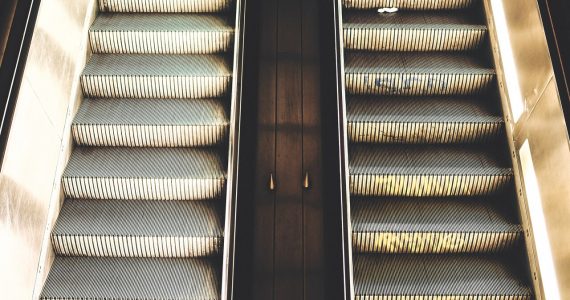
xmin=40 ymin=0 xmax=237 ymax=299
xmin=340 ymin=0 xmax=534 ymax=299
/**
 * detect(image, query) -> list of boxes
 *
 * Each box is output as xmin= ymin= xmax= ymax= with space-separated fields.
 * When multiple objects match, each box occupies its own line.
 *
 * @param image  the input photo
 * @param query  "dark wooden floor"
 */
xmin=251 ymin=0 xmax=325 ymax=298
xmin=233 ymin=0 xmax=344 ymax=299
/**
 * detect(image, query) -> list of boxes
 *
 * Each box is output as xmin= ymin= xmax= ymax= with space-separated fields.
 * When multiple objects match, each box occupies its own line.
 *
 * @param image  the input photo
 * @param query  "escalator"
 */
xmin=39 ymin=0 xmax=243 ymax=298
xmin=337 ymin=0 xmax=534 ymax=298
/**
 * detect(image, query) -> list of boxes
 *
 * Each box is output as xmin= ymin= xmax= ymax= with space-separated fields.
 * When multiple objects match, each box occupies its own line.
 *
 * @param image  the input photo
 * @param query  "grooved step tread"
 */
xmin=351 ymin=197 xmax=522 ymax=253
xmin=343 ymin=11 xmax=486 ymax=51
xmin=344 ymin=11 xmax=485 ymax=29
xmin=72 ymin=99 xmax=229 ymax=147
xmin=345 ymin=52 xmax=494 ymax=75
xmin=347 ymin=96 xmax=501 ymax=123
xmin=54 ymin=199 xmax=223 ymax=238
xmin=346 ymin=96 xmax=503 ymax=143
xmin=74 ymin=98 xmax=229 ymax=126
xmin=89 ymin=13 xmax=235 ymax=54
xmin=352 ymin=197 xmax=521 ymax=233
xmin=82 ymin=54 xmax=231 ymax=77
xmin=52 ymin=199 xmax=223 ymax=257
xmin=354 ymin=254 xmax=532 ymax=298
xmin=40 ymin=257 xmax=220 ymax=299
xmin=91 ymin=13 xmax=234 ymax=32
xmin=342 ymin=0 xmax=475 ymax=10
xmin=63 ymin=147 xmax=226 ymax=179
xmin=98 ymin=0 xmax=232 ymax=13
xmin=344 ymin=52 xmax=495 ymax=95
xmin=349 ymin=144 xmax=511 ymax=176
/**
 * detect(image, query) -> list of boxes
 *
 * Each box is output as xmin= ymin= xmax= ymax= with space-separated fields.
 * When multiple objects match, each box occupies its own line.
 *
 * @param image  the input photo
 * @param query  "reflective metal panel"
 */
xmin=485 ymin=0 xmax=570 ymax=298
xmin=0 ymin=0 xmax=97 ymax=298
xmin=0 ymin=176 xmax=48 ymax=299
xmin=501 ymin=0 xmax=554 ymax=125
xmin=517 ymin=80 xmax=570 ymax=300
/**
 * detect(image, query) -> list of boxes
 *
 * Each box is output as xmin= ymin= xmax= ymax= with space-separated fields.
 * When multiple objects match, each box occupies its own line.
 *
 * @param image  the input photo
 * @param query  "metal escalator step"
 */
xmin=342 ymin=0 xmax=475 ymax=10
xmin=351 ymin=197 xmax=522 ymax=253
xmin=73 ymin=98 xmax=229 ymax=147
xmin=349 ymin=144 xmax=512 ymax=197
xmin=344 ymin=11 xmax=486 ymax=51
xmin=345 ymin=52 xmax=495 ymax=96
xmin=90 ymin=14 xmax=234 ymax=54
xmin=98 ymin=0 xmax=232 ymax=13
xmin=347 ymin=96 xmax=503 ymax=143
xmin=62 ymin=147 xmax=226 ymax=200
xmin=52 ymin=199 xmax=223 ymax=257
xmin=81 ymin=54 xmax=231 ymax=99
xmin=354 ymin=254 xmax=532 ymax=299
xmin=40 ymin=256 xmax=220 ymax=299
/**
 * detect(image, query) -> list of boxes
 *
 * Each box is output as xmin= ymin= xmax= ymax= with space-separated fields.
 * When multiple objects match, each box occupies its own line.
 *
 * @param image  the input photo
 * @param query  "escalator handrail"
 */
xmin=0 ymin=0 xmax=42 ymax=168
xmin=222 ymin=0 xmax=247 ymax=299
xmin=332 ymin=0 xmax=354 ymax=299
xmin=538 ymin=0 xmax=570 ymax=135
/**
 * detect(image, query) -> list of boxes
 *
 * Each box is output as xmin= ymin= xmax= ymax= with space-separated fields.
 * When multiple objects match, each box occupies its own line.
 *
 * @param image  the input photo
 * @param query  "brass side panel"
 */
xmin=485 ymin=0 xmax=570 ymax=298
xmin=517 ymin=79 xmax=570 ymax=299
xmin=501 ymin=0 xmax=554 ymax=123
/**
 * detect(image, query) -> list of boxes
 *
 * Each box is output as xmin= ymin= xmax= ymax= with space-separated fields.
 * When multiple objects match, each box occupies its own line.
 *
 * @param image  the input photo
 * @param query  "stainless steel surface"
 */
xmin=89 ymin=14 xmax=234 ymax=54
xmin=339 ymin=0 xmax=533 ymax=298
xmin=500 ymin=0 xmax=553 ymax=127
xmin=20 ymin=0 xmax=241 ymax=298
xmin=341 ymin=0 xmax=475 ymax=10
xmin=347 ymin=96 xmax=503 ymax=144
xmin=484 ymin=0 xmax=570 ymax=298
xmin=41 ymin=257 xmax=221 ymax=299
xmin=343 ymin=11 xmax=486 ymax=52
xmin=517 ymin=79 xmax=570 ymax=300
xmin=0 ymin=176 xmax=49 ymax=299
xmin=351 ymin=197 xmax=522 ymax=254
xmin=98 ymin=0 xmax=232 ymax=13
xmin=0 ymin=1 xmax=98 ymax=298
xmin=72 ymin=98 xmax=229 ymax=147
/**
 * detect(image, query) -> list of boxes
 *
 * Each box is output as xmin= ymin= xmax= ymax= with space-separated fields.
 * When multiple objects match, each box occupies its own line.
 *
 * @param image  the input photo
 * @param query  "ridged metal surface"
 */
xmin=81 ymin=54 xmax=231 ymax=99
xmin=349 ymin=145 xmax=512 ymax=197
xmin=73 ymin=98 xmax=229 ymax=147
xmin=342 ymin=0 xmax=475 ymax=10
xmin=98 ymin=0 xmax=232 ymax=13
xmin=345 ymin=52 xmax=495 ymax=96
xmin=41 ymin=1 xmax=237 ymax=298
xmin=90 ymin=14 xmax=234 ymax=54
xmin=354 ymin=254 xmax=532 ymax=299
xmin=52 ymin=199 xmax=223 ymax=257
xmin=344 ymin=11 xmax=486 ymax=51
xmin=62 ymin=147 xmax=226 ymax=200
xmin=342 ymin=2 xmax=532 ymax=298
xmin=352 ymin=198 xmax=522 ymax=253
xmin=347 ymin=96 xmax=503 ymax=143
xmin=40 ymin=257 xmax=221 ymax=299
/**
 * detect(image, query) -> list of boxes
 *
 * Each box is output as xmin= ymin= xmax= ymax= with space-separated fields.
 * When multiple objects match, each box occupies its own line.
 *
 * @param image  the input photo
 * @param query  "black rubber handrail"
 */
xmin=0 ymin=0 xmax=41 ymax=167
xmin=331 ymin=0 xmax=353 ymax=299
xmin=222 ymin=0 xmax=247 ymax=299
xmin=538 ymin=0 xmax=570 ymax=134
